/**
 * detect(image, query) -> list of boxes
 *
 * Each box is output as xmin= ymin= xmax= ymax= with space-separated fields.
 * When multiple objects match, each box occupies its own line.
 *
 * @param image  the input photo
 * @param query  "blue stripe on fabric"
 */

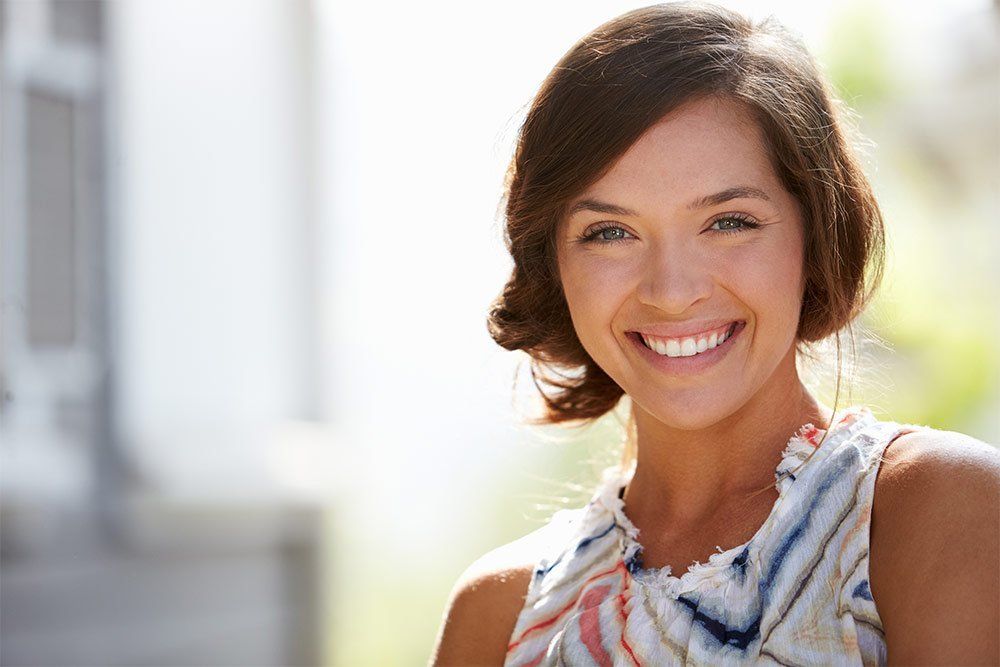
xmin=852 ymin=579 xmax=873 ymax=601
xmin=731 ymin=545 xmax=751 ymax=585
xmin=535 ymin=520 xmax=617 ymax=579
xmin=678 ymin=594 xmax=762 ymax=650
xmin=576 ymin=521 xmax=616 ymax=553
xmin=761 ymin=446 xmax=856 ymax=602
xmin=535 ymin=553 xmax=563 ymax=578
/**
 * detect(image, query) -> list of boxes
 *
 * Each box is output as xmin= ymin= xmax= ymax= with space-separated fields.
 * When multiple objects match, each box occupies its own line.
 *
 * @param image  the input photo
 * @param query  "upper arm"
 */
xmin=429 ymin=531 xmax=546 ymax=667
xmin=429 ymin=564 xmax=533 ymax=667
xmin=870 ymin=428 xmax=1000 ymax=666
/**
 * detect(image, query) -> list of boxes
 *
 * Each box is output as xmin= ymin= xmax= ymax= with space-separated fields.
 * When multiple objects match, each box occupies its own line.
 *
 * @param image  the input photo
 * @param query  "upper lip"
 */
xmin=628 ymin=319 xmax=743 ymax=339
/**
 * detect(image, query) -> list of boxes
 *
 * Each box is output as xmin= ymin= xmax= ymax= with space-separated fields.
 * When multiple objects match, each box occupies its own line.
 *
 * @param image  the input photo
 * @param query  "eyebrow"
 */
xmin=567 ymin=185 xmax=772 ymax=217
xmin=687 ymin=185 xmax=771 ymax=210
xmin=567 ymin=199 xmax=641 ymax=217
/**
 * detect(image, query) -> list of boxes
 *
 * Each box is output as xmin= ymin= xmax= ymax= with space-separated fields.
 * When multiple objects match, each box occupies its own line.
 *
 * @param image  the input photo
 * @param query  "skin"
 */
xmin=556 ymin=94 xmax=830 ymax=567
xmin=869 ymin=429 xmax=1000 ymax=665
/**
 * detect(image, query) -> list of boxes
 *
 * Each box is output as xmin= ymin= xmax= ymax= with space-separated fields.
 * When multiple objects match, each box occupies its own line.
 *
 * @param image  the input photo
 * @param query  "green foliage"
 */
xmin=819 ymin=0 xmax=898 ymax=110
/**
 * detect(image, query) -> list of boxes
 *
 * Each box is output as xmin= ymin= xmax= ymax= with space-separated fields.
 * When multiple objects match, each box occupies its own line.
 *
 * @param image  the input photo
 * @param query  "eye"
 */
xmin=576 ymin=223 xmax=636 ymax=245
xmin=708 ymin=213 xmax=761 ymax=234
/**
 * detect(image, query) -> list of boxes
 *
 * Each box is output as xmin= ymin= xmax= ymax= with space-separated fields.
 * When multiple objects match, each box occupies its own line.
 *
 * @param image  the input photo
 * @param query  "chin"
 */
xmin=632 ymin=390 xmax=743 ymax=431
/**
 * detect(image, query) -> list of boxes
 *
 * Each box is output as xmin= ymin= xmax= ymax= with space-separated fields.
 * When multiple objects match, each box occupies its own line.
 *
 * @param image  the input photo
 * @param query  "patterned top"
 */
xmin=504 ymin=406 xmax=921 ymax=666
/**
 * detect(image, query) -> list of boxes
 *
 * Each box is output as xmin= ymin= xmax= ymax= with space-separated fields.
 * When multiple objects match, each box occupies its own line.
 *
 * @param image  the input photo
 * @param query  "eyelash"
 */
xmin=575 ymin=213 xmax=762 ymax=245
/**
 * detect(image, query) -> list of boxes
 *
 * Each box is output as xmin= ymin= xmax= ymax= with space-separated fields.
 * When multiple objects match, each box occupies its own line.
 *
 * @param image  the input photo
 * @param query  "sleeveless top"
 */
xmin=504 ymin=406 xmax=922 ymax=666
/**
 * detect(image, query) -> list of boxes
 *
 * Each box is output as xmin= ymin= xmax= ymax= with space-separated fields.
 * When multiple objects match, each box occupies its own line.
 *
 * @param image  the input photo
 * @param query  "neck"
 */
xmin=624 ymin=347 xmax=832 ymax=530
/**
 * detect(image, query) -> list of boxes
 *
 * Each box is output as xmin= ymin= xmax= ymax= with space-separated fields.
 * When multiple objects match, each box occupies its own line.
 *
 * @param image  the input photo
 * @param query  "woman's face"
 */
xmin=556 ymin=95 xmax=806 ymax=430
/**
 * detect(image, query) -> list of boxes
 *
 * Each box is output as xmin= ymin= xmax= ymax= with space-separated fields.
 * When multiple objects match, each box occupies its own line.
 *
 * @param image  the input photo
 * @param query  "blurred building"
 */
xmin=1 ymin=1 xmax=329 ymax=664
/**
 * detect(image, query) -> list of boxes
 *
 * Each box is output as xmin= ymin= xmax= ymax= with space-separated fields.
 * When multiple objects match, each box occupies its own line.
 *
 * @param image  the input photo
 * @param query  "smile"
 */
xmin=625 ymin=321 xmax=746 ymax=375
xmin=636 ymin=321 xmax=739 ymax=357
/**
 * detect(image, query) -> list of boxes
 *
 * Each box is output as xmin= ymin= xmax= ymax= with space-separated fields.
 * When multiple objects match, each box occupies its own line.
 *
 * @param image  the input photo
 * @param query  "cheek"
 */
xmin=726 ymin=239 xmax=804 ymax=325
xmin=561 ymin=254 xmax=631 ymax=308
xmin=559 ymin=255 xmax=632 ymax=344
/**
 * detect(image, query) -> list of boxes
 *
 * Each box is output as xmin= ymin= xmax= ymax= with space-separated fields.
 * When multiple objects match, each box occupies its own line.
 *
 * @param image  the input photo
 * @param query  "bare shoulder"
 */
xmin=428 ymin=522 xmax=556 ymax=667
xmin=870 ymin=426 xmax=1000 ymax=665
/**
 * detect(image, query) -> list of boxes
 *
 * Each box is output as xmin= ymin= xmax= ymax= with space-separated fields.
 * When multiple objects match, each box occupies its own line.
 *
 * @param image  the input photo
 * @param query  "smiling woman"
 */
xmin=558 ymin=97 xmax=807 ymax=408
xmin=429 ymin=3 xmax=999 ymax=666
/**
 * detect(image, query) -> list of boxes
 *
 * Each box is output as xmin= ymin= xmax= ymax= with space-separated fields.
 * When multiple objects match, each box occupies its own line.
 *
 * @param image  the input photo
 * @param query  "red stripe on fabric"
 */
xmin=621 ymin=635 xmax=641 ymax=667
xmin=521 ymin=648 xmax=546 ymax=667
xmin=617 ymin=573 xmax=641 ymax=666
xmin=507 ymin=560 xmax=627 ymax=651
xmin=506 ymin=593 xmax=581 ymax=652
xmin=838 ymin=410 xmax=859 ymax=426
xmin=579 ymin=584 xmax=613 ymax=667
xmin=574 ymin=559 xmax=626 ymax=583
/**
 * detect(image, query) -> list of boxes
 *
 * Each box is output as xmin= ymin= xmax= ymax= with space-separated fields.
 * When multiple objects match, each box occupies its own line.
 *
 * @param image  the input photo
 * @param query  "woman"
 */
xmin=431 ymin=3 xmax=999 ymax=665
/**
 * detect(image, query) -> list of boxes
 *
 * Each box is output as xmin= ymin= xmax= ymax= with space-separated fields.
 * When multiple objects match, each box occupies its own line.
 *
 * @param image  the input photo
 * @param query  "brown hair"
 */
xmin=487 ymin=2 xmax=885 ymax=460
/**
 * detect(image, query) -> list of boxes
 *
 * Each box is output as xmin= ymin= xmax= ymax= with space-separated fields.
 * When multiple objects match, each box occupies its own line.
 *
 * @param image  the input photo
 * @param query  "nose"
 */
xmin=635 ymin=241 xmax=714 ymax=314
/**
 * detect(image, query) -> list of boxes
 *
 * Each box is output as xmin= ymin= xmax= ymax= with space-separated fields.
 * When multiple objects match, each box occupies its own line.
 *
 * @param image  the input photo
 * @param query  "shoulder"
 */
xmin=428 ymin=522 xmax=556 ymax=667
xmin=871 ymin=426 xmax=999 ymax=510
xmin=869 ymin=426 xmax=1000 ymax=664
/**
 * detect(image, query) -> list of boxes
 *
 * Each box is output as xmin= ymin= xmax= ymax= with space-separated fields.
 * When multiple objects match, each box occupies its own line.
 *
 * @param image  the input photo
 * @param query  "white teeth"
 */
xmin=640 ymin=324 xmax=737 ymax=358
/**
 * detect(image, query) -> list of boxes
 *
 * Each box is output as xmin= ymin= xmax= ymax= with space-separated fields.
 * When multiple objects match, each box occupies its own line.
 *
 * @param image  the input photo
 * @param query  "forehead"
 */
xmin=578 ymin=96 xmax=783 ymax=206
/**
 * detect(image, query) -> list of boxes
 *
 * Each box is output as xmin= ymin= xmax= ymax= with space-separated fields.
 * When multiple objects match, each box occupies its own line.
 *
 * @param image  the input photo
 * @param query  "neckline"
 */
xmin=592 ymin=405 xmax=876 ymax=595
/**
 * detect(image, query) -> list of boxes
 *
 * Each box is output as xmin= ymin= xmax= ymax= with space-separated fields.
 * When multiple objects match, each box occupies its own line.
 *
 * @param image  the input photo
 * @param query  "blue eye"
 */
xmin=577 ymin=224 xmax=635 ymax=245
xmin=709 ymin=214 xmax=761 ymax=233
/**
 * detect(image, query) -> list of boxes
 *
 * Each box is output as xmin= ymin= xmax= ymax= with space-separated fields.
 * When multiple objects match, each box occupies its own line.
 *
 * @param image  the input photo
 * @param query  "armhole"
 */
xmin=844 ymin=421 xmax=922 ymax=662
xmin=522 ymin=508 xmax=581 ymax=608
xmin=501 ymin=508 xmax=584 ymax=665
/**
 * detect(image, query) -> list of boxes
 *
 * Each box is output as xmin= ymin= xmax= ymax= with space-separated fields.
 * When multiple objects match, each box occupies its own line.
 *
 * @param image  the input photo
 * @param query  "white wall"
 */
xmin=108 ymin=0 xmax=317 ymax=498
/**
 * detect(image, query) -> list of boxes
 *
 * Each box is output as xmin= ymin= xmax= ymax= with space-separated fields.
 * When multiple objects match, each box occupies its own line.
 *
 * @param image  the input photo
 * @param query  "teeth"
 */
xmin=640 ymin=323 xmax=736 ymax=358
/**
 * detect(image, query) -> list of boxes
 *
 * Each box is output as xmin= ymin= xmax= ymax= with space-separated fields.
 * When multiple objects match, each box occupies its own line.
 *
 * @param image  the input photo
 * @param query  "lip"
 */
xmin=629 ymin=318 xmax=744 ymax=339
xmin=626 ymin=321 xmax=746 ymax=376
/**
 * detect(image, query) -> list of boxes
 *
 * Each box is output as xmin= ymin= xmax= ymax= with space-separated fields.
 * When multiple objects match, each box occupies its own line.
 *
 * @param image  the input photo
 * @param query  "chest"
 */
xmin=627 ymin=487 xmax=780 ymax=574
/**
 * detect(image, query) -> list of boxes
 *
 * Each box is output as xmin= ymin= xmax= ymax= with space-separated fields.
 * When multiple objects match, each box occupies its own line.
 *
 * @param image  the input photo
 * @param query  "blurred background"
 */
xmin=0 ymin=0 xmax=996 ymax=665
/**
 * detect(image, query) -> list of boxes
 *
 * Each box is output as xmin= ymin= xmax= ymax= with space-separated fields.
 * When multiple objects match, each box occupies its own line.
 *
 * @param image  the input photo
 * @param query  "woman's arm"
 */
xmin=429 ymin=563 xmax=533 ymax=666
xmin=870 ymin=428 xmax=1000 ymax=665
xmin=429 ymin=526 xmax=552 ymax=666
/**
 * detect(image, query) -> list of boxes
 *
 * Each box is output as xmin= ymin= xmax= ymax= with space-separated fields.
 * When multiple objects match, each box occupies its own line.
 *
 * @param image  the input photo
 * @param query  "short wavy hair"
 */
xmin=487 ymin=2 xmax=885 ymax=430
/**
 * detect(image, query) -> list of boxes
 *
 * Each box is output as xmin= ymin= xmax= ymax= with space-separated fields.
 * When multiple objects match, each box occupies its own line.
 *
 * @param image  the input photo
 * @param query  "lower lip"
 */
xmin=626 ymin=321 xmax=746 ymax=376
